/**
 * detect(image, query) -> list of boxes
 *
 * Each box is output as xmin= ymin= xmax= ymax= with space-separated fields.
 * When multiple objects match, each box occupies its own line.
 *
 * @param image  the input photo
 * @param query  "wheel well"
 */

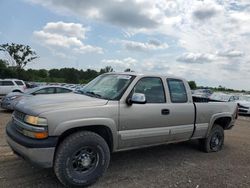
xmin=57 ymin=125 xmax=113 ymax=152
xmin=12 ymin=90 xmax=21 ymax=92
xmin=214 ymin=117 xmax=232 ymax=129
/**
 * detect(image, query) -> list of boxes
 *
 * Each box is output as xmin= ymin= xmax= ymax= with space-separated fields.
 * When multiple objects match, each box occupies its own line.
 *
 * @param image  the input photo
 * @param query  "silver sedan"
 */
xmin=0 ymin=86 xmax=73 ymax=110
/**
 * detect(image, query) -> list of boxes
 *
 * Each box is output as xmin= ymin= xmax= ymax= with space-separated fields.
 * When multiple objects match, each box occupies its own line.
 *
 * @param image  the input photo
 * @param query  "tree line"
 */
xmin=0 ymin=59 xmax=114 ymax=84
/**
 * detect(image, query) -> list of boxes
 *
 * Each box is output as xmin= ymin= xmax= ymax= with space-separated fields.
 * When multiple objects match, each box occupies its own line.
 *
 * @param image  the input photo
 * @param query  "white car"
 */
xmin=209 ymin=92 xmax=239 ymax=102
xmin=236 ymin=95 xmax=250 ymax=115
xmin=0 ymin=79 xmax=26 ymax=96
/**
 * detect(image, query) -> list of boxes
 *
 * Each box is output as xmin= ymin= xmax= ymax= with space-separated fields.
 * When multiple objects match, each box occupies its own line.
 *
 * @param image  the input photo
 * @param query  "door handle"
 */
xmin=161 ymin=109 xmax=170 ymax=115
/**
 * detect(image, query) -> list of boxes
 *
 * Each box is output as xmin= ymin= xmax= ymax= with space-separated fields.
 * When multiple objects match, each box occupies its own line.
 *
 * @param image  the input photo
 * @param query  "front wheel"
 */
xmin=54 ymin=131 xmax=110 ymax=187
xmin=200 ymin=124 xmax=224 ymax=152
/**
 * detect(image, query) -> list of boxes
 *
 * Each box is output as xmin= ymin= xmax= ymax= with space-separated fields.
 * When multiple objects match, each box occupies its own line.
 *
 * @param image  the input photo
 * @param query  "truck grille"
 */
xmin=14 ymin=110 xmax=26 ymax=121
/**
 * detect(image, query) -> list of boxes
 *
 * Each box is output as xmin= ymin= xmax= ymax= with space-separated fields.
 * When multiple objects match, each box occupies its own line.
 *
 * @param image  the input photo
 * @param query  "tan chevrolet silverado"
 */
xmin=6 ymin=72 xmax=238 ymax=187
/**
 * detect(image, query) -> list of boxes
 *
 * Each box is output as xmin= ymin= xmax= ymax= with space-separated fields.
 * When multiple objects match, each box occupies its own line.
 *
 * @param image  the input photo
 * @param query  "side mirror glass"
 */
xmin=128 ymin=93 xmax=146 ymax=104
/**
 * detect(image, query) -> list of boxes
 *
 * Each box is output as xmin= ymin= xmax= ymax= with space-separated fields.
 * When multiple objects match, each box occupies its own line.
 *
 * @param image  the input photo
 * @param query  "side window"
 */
xmin=167 ymin=79 xmax=188 ymax=103
xmin=56 ymin=88 xmax=72 ymax=93
xmin=15 ymin=81 xmax=24 ymax=86
xmin=133 ymin=77 xmax=166 ymax=103
xmin=3 ymin=81 xmax=14 ymax=86
xmin=34 ymin=88 xmax=55 ymax=95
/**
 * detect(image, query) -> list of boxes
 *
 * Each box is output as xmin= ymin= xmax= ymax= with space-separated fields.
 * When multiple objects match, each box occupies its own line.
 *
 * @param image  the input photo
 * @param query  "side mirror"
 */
xmin=127 ymin=93 xmax=146 ymax=105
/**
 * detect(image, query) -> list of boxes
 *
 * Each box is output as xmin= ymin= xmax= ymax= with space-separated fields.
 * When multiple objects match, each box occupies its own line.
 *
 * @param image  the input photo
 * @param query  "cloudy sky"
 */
xmin=0 ymin=0 xmax=250 ymax=90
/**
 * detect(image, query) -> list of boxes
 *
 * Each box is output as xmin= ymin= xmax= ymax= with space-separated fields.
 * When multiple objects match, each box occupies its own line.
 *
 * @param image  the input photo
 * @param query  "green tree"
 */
xmin=0 ymin=43 xmax=38 ymax=77
xmin=124 ymin=68 xmax=135 ymax=72
xmin=188 ymin=81 xmax=197 ymax=90
xmin=100 ymin=66 xmax=114 ymax=74
xmin=0 ymin=59 xmax=16 ymax=78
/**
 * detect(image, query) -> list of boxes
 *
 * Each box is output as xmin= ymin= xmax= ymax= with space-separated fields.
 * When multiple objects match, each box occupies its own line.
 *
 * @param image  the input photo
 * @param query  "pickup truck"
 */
xmin=6 ymin=73 xmax=238 ymax=187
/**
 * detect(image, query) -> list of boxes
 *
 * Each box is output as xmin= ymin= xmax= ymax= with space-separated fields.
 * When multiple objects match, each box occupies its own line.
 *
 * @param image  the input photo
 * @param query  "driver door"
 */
xmin=118 ymin=77 xmax=172 ymax=149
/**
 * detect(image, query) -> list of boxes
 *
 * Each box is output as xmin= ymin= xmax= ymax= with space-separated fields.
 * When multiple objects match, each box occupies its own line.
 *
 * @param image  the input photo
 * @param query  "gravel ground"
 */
xmin=0 ymin=108 xmax=250 ymax=188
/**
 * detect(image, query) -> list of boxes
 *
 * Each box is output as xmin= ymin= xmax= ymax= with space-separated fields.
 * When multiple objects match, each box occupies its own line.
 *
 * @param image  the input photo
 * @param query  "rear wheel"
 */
xmin=200 ymin=124 xmax=224 ymax=152
xmin=54 ymin=131 xmax=110 ymax=187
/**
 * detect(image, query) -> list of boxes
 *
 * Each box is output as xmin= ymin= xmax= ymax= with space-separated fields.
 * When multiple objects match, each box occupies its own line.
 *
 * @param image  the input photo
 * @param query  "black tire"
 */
xmin=200 ymin=124 xmax=224 ymax=153
xmin=54 ymin=131 xmax=110 ymax=188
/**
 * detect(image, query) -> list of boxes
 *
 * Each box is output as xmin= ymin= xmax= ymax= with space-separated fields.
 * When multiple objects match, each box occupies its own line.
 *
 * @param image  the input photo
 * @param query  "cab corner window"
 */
xmin=133 ymin=77 xmax=166 ymax=103
xmin=167 ymin=79 xmax=188 ymax=103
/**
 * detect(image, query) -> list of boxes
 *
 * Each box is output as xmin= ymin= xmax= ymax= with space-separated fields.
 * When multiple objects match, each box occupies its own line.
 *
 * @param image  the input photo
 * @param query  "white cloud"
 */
xmin=33 ymin=21 xmax=103 ymax=54
xmin=111 ymin=39 xmax=168 ymax=52
xmin=43 ymin=21 xmax=88 ymax=39
xmin=177 ymin=52 xmax=216 ymax=64
xmin=101 ymin=57 xmax=137 ymax=70
xmin=217 ymin=49 xmax=244 ymax=58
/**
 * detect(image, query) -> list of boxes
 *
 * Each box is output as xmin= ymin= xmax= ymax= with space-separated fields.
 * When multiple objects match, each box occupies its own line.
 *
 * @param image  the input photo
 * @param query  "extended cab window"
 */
xmin=167 ymin=79 xmax=187 ymax=103
xmin=133 ymin=77 xmax=166 ymax=103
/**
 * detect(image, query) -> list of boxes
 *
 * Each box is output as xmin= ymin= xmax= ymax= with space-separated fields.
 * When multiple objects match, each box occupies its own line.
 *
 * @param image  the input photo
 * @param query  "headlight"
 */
xmin=24 ymin=115 xmax=48 ymax=126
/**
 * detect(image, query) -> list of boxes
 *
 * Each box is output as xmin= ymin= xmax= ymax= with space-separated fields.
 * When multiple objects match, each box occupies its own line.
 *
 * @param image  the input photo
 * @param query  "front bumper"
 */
xmin=6 ymin=121 xmax=58 ymax=168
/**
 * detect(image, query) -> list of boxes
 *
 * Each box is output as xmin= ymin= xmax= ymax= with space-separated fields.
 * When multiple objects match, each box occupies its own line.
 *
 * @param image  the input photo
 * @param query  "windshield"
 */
xmin=80 ymin=74 xmax=134 ymax=100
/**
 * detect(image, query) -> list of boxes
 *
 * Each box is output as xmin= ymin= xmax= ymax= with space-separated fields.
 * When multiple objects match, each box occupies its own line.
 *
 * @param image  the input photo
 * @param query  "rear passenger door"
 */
xmin=166 ymin=78 xmax=195 ymax=141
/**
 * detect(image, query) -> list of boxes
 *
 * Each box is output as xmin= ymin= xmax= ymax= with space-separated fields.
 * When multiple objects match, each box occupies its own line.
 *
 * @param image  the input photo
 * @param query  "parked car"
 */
xmin=209 ymin=92 xmax=239 ymax=102
xmin=192 ymin=89 xmax=213 ymax=98
xmin=6 ymin=73 xmax=238 ymax=187
xmin=0 ymin=79 xmax=26 ymax=96
xmin=1 ymin=85 xmax=73 ymax=110
xmin=236 ymin=95 xmax=250 ymax=115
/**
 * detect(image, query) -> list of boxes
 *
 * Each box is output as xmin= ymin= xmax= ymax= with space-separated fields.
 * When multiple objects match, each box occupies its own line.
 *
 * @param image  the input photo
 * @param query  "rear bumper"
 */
xmin=6 ymin=121 xmax=58 ymax=168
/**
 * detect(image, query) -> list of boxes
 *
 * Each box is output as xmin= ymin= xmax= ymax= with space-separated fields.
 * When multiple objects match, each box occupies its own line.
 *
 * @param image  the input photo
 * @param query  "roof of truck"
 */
xmin=104 ymin=72 xmax=186 ymax=80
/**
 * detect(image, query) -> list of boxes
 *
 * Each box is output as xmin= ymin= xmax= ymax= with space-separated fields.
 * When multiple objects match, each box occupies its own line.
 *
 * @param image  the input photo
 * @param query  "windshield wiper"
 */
xmin=85 ymin=91 xmax=103 ymax=98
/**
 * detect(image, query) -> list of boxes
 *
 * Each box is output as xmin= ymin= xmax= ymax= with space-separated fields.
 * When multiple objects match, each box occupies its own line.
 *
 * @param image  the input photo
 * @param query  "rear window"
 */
xmin=167 ymin=79 xmax=188 ymax=103
xmin=15 ymin=81 xmax=24 ymax=86
xmin=0 ymin=81 xmax=15 ymax=86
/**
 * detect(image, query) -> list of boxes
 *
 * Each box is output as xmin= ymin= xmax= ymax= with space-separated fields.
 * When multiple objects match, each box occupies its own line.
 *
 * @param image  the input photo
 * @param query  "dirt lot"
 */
xmin=0 ymin=108 xmax=250 ymax=188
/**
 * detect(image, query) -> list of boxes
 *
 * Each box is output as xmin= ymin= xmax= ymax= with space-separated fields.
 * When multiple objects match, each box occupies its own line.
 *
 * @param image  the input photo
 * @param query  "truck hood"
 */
xmin=15 ymin=93 xmax=108 ymax=115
